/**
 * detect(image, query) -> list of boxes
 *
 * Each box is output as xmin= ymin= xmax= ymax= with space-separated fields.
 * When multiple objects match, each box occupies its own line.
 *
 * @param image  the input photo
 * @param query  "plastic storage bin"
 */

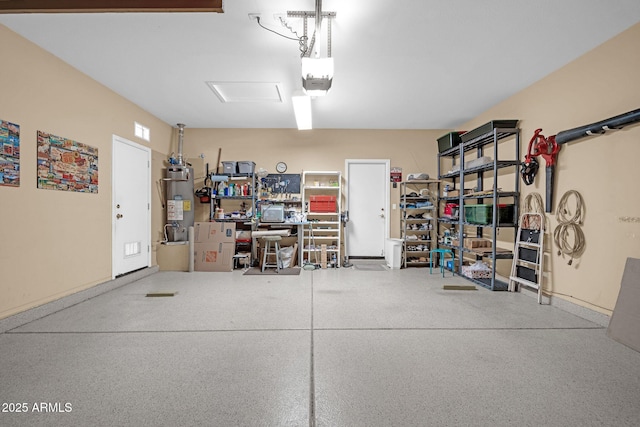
xmin=385 ymin=238 xmax=403 ymax=269
xmin=464 ymin=204 xmax=492 ymax=224
xmin=310 ymin=195 xmax=337 ymax=212
xmin=460 ymin=120 xmax=519 ymax=143
xmin=437 ymin=132 xmax=463 ymax=153
xmin=464 ymin=204 xmax=515 ymax=225
xmin=497 ymin=204 xmax=515 ymax=224
xmin=222 ymin=161 xmax=237 ymax=174
xmin=237 ymin=161 xmax=255 ymax=174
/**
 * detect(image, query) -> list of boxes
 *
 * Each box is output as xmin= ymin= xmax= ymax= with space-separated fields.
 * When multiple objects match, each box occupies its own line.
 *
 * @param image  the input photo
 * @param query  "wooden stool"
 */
xmin=429 ymin=248 xmax=454 ymax=277
xmin=262 ymin=236 xmax=282 ymax=273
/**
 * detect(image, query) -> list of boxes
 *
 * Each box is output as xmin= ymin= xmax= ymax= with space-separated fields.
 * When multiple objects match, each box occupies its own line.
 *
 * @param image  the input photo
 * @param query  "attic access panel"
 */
xmin=0 ymin=0 xmax=223 ymax=13
xmin=206 ymin=82 xmax=284 ymax=104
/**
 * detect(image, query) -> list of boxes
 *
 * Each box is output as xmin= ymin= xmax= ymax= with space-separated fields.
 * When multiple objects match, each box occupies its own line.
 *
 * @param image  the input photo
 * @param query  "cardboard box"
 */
xmin=157 ymin=243 xmax=189 ymax=271
xmin=321 ymin=244 xmax=328 ymax=268
xmin=194 ymin=221 xmax=235 ymax=244
xmin=449 ymin=237 xmax=492 ymax=249
xmin=470 ymin=247 xmax=512 ymax=256
xmin=444 ymin=188 xmax=472 ymax=198
xmin=194 ymin=221 xmax=236 ymax=272
xmin=464 ymin=238 xmax=492 ymax=250
xmin=194 ymin=241 xmax=235 ymax=272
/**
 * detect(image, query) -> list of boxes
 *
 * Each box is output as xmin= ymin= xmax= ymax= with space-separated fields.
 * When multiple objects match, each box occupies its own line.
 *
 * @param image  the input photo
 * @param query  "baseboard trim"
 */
xmin=550 ymin=296 xmax=611 ymax=327
xmin=520 ymin=287 xmax=611 ymax=327
xmin=0 ymin=266 xmax=159 ymax=333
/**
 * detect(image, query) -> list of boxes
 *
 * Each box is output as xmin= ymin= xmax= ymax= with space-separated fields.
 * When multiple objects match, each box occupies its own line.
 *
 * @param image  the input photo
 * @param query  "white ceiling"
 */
xmin=1 ymin=0 xmax=640 ymax=130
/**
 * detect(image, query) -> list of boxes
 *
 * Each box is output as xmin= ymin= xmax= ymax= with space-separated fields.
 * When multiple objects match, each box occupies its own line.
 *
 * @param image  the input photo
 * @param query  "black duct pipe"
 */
xmin=555 ymin=108 xmax=640 ymax=145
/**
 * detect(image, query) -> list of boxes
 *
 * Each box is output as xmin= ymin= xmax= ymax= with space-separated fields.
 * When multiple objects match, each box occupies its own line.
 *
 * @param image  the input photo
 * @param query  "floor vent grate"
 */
xmin=145 ymin=292 xmax=177 ymax=297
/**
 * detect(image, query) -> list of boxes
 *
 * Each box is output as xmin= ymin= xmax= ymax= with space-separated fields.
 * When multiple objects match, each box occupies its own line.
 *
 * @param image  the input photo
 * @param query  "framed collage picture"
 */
xmin=37 ymin=131 xmax=98 ymax=193
xmin=0 ymin=119 xmax=20 ymax=187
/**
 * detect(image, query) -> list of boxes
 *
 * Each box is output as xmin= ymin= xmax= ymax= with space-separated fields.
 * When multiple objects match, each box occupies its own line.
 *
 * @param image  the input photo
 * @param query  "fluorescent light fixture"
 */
xmin=292 ymin=91 xmax=312 ymax=130
xmin=302 ymin=57 xmax=334 ymax=96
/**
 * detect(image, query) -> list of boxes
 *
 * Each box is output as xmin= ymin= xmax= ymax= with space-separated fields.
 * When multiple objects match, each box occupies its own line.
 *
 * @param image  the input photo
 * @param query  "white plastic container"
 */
xmin=385 ymin=238 xmax=403 ymax=269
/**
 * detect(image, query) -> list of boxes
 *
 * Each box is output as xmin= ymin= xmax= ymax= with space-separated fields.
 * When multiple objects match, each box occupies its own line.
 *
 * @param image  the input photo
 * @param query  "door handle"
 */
xmin=116 ymin=214 xmax=123 ymax=219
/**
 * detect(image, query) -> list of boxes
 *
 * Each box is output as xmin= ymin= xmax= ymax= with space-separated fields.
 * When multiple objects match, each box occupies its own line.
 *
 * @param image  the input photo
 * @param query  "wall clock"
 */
xmin=276 ymin=161 xmax=287 ymax=173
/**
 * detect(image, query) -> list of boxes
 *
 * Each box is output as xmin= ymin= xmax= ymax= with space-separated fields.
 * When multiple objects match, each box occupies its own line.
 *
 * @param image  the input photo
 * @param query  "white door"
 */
xmin=345 ymin=160 xmax=390 ymax=257
xmin=112 ymin=135 xmax=151 ymax=278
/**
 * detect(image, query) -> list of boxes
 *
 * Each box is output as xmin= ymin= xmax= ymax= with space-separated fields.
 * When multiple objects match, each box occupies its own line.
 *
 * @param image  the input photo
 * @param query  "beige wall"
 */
xmin=462 ymin=22 xmax=640 ymax=314
xmin=0 ymin=25 xmax=172 ymax=319
xmin=181 ymin=128 xmax=444 ymax=237
xmin=2 ymin=20 xmax=639 ymax=320
xmin=183 ymin=23 xmax=640 ymax=315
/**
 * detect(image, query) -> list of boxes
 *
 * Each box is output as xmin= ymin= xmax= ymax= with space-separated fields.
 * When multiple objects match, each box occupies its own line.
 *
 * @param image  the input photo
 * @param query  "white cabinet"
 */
xmin=301 ymin=171 xmax=342 ymax=268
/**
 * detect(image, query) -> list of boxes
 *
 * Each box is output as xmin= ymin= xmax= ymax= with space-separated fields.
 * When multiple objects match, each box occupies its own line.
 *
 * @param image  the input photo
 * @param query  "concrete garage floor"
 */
xmin=1 ymin=264 xmax=639 ymax=426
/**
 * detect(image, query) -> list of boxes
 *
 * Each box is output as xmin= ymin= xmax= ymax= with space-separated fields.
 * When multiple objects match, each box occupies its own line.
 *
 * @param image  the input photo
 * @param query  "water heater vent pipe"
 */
xmin=176 ymin=123 xmax=186 ymax=166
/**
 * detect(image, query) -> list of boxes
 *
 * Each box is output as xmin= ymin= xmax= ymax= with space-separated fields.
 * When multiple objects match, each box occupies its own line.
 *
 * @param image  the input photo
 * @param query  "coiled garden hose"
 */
xmin=553 ymin=190 xmax=586 ymax=265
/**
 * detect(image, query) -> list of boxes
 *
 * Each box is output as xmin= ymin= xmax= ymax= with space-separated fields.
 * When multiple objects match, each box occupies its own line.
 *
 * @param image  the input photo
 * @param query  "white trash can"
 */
xmin=385 ymin=238 xmax=403 ymax=269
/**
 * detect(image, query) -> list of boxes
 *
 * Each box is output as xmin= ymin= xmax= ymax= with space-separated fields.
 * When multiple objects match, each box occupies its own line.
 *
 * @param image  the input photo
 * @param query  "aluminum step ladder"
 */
xmin=509 ymin=213 xmax=544 ymax=304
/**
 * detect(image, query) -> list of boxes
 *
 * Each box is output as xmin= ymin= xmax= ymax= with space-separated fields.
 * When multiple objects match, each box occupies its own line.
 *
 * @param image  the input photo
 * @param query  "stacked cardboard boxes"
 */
xmin=450 ymin=237 xmax=492 ymax=249
xmin=194 ymin=221 xmax=236 ymax=272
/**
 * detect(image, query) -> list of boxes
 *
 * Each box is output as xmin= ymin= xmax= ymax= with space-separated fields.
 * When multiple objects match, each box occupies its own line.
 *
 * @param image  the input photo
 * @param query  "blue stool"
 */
xmin=429 ymin=249 xmax=455 ymax=277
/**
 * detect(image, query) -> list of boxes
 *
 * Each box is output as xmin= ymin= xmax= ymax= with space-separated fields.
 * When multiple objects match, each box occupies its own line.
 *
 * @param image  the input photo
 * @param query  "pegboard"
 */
xmin=261 ymin=174 xmax=301 ymax=194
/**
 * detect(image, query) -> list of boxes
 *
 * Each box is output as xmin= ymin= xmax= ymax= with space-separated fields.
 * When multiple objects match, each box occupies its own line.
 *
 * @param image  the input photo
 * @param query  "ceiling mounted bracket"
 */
xmin=287 ymin=10 xmax=336 ymax=59
xmin=286 ymin=11 xmax=336 ymax=19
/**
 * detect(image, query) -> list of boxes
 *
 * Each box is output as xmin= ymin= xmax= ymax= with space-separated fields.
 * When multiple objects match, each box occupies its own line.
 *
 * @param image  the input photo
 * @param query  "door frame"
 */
xmin=112 ymin=135 xmax=151 ymax=279
xmin=344 ymin=159 xmax=391 ymax=257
